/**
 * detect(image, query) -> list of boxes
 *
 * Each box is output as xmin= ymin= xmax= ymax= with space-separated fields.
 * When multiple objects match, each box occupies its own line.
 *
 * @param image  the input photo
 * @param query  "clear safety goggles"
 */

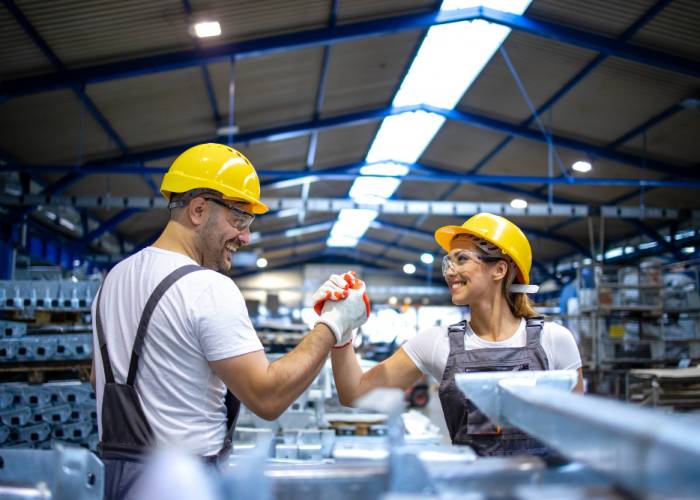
xmin=204 ymin=197 xmax=255 ymax=231
xmin=441 ymin=249 xmax=540 ymax=294
xmin=441 ymin=250 xmax=502 ymax=277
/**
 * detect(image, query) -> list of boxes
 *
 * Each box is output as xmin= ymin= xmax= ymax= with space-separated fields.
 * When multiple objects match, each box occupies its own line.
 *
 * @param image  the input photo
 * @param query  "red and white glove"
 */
xmin=313 ymin=271 xmax=371 ymax=347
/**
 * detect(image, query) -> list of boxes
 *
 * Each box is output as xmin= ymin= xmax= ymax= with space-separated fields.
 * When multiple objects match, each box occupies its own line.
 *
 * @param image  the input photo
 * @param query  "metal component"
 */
xmin=456 ymin=370 xmax=700 ymax=499
xmin=0 ymin=446 xmax=103 ymax=500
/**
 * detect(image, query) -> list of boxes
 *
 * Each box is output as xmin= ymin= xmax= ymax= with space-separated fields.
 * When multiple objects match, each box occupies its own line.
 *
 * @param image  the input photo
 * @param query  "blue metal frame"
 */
xmin=11 ymin=160 xmax=700 ymax=189
xmin=627 ymin=219 xmax=684 ymax=261
xmin=3 ymin=5 xmax=699 ymax=100
xmin=25 ymin=102 xmax=694 ymax=187
xmin=79 ymin=208 xmax=142 ymax=246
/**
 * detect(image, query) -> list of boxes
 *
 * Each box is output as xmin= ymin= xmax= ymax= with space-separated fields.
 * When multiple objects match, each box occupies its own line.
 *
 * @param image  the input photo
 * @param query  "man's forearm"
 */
xmin=264 ymin=323 xmax=335 ymax=416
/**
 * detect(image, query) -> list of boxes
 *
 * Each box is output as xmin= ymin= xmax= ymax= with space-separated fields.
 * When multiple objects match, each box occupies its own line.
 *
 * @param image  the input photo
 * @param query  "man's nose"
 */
xmin=237 ymin=226 xmax=252 ymax=246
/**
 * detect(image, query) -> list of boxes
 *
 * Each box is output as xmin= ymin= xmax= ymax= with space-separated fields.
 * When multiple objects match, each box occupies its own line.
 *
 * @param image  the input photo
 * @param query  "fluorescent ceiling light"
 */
xmin=510 ymin=198 xmax=528 ymax=209
xmin=403 ymin=263 xmax=416 ymax=274
xmin=216 ymin=125 xmax=239 ymax=136
xmin=256 ymin=257 xmax=268 ymax=268
xmin=266 ymin=175 xmax=319 ymax=191
xmin=605 ymin=247 xmax=623 ymax=259
xmin=366 ymin=111 xmax=446 ymax=164
xmin=349 ymin=177 xmax=401 ymax=204
xmin=193 ymin=21 xmax=221 ymax=38
xmin=572 ymin=160 xmax=592 ymax=173
xmin=331 ymin=208 xmax=378 ymax=239
xmin=359 ymin=162 xmax=410 ymax=177
xmin=682 ymin=246 xmax=696 ymax=254
xmin=327 ymin=235 xmax=359 ymax=248
xmin=638 ymin=241 xmax=658 ymax=250
xmin=420 ymin=253 xmax=434 ymax=264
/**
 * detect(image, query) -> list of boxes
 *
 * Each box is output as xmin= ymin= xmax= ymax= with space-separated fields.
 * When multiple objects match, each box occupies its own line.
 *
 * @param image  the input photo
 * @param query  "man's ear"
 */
xmin=187 ymin=197 xmax=208 ymax=226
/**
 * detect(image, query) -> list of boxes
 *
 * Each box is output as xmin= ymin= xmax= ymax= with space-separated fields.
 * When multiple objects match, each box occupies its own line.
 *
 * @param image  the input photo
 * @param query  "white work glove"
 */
xmin=313 ymin=271 xmax=370 ymax=347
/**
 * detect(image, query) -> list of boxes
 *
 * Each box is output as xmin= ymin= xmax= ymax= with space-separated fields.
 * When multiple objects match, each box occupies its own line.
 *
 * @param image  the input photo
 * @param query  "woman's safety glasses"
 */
xmin=204 ymin=198 xmax=255 ymax=231
xmin=441 ymin=250 xmax=503 ymax=277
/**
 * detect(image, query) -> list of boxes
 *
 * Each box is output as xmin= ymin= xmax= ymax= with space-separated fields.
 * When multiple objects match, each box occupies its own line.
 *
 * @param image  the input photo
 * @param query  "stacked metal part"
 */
xmin=0 ymin=382 xmax=97 ymax=451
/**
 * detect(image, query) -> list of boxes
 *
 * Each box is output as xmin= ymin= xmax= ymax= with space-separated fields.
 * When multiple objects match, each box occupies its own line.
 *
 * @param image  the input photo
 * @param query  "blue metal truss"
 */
xmin=79 ymin=208 xmax=142 ymax=246
xmin=11 ymin=160 xmax=700 ymax=189
xmin=3 ymin=5 xmax=699 ymax=101
xmin=23 ymin=101 xmax=695 ymax=194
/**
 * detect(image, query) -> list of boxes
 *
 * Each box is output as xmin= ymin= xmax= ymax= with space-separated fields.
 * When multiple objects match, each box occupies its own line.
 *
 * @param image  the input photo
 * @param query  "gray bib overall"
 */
xmin=438 ymin=317 xmax=552 ymax=457
xmin=95 ymin=265 xmax=240 ymax=500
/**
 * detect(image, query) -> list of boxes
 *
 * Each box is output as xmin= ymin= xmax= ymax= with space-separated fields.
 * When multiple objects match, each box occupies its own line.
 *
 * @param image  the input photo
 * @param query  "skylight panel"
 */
xmin=359 ymin=162 xmax=410 ymax=177
xmin=349 ymin=177 xmax=402 ymax=205
xmin=331 ymin=0 xmax=532 ymax=249
xmin=366 ymin=111 xmax=446 ymax=164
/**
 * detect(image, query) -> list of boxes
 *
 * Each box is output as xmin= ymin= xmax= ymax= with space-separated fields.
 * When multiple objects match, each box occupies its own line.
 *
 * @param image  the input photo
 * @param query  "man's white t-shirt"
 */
xmin=402 ymin=318 xmax=581 ymax=382
xmin=91 ymin=247 xmax=262 ymax=456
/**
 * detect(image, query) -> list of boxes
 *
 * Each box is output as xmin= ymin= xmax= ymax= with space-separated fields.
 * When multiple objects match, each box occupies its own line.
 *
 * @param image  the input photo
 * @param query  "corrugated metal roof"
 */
xmin=209 ymin=47 xmax=322 ymax=132
xmin=313 ymin=122 xmax=377 ymax=169
xmin=0 ymin=5 xmax=52 ymax=77
xmin=0 ymin=89 xmax=110 ymax=163
xmin=527 ymin=0 xmax=657 ymax=38
xmin=321 ymin=31 xmax=422 ymax=117
xmin=632 ymin=0 xmax=700 ymax=60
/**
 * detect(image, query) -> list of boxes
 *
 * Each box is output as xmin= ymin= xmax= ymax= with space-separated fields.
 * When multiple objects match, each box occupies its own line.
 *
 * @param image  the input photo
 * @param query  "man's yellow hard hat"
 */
xmin=160 ymin=143 xmax=268 ymax=214
xmin=435 ymin=213 xmax=532 ymax=285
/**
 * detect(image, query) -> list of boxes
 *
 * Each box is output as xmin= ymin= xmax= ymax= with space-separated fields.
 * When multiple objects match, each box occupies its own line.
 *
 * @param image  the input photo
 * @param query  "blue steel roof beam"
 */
xmin=9 ymin=161 xmax=700 ymax=190
xmin=427 ymin=105 xmax=698 ymax=179
xmin=626 ymin=219 xmax=684 ymax=261
xmin=469 ymin=0 xmax=672 ymax=176
xmin=65 ymin=103 xmax=696 ymax=179
xmin=532 ymin=102 xmax=684 ymax=197
xmin=181 ymin=0 xmax=221 ymax=125
xmin=3 ymin=6 xmax=700 ymax=100
xmin=79 ymin=208 xmax=142 ymax=246
xmin=371 ymin=219 xmax=590 ymax=257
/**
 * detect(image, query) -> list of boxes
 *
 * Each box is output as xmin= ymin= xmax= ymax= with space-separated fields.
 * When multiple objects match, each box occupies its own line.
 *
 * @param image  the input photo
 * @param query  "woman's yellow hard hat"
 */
xmin=160 ymin=143 xmax=268 ymax=214
xmin=435 ymin=213 xmax=532 ymax=285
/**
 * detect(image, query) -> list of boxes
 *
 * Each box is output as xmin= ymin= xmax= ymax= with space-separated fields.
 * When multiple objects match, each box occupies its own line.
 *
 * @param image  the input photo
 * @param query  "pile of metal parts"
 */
xmin=0 ymin=321 xmax=93 ymax=363
xmin=3 ymin=371 xmax=699 ymax=499
xmin=0 ymin=280 xmax=99 ymax=312
xmin=0 ymin=382 xmax=98 ymax=451
xmin=627 ymin=366 xmax=700 ymax=410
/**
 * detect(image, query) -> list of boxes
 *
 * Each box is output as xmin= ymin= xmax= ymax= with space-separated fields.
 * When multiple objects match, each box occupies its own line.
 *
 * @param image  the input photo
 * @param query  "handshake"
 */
xmin=312 ymin=271 xmax=371 ymax=348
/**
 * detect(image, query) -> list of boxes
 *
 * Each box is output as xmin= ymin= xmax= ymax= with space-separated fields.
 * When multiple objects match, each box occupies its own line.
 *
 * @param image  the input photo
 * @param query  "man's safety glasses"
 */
xmin=441 ymin=250 xmax=503 ymax=277
xmin=204 ymin=198 xmax=255 ymax=231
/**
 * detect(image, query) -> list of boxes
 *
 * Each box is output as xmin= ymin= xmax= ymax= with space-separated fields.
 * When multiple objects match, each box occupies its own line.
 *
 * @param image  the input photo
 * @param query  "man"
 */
xmin=90 ymin=143 xmax=368 ymax=499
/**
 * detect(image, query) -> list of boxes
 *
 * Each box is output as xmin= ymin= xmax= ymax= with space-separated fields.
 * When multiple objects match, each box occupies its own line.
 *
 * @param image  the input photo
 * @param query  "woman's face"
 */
xmin=443 ymin=238 xmax=500 ymax=306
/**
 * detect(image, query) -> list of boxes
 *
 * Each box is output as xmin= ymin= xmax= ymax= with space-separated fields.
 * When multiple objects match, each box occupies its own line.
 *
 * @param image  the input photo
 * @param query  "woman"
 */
xmin=328 ymin=213 xmax=583 ymax=457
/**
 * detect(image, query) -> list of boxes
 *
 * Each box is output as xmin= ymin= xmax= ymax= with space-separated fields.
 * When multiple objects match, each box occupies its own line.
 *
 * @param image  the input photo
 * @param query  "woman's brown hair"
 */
xmin=502 ymin=264 xmax=539 ymax=318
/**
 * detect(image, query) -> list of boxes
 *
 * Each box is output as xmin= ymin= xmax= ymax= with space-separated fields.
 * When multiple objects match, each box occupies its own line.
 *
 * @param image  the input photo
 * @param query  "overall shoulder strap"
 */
xmin=525 ymin=316 xmax=545 ymax=347
xmin=126 ymin=264 xmax=207 ymax=386
xmin=447 ymin=320 xmax=468 ymax=352
xmin=95 ymin=283 xmax=116 ymax=384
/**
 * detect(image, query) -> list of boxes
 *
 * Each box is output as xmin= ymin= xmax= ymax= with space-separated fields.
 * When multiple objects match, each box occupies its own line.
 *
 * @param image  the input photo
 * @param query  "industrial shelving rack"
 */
xmin=573 ymin=261 xmax=700 ymax=398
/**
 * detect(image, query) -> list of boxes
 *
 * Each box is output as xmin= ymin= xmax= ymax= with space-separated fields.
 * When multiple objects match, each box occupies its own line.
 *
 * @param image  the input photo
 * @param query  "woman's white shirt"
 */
xmin=402 ymin=318 xmax=582 ymax=382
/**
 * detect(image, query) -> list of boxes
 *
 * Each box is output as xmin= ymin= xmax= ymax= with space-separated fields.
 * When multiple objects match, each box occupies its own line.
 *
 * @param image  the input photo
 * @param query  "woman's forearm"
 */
xmin=330 ymin=345 xmax=366 ymax=406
